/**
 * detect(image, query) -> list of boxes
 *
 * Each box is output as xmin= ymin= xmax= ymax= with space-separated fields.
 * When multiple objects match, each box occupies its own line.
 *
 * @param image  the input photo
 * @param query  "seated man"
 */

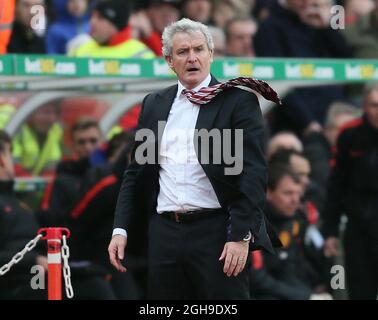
xmin=69 ymin=0 xmax=155 ymax=58
xmin=255 ymin=0 xmax=352 ymax=134
xmin=250 ymin=164 xmax=332 ymax=300
xmin=130 ymin=0 xmax=180 ymax=56
xmin=68 ymin=132 xmax=137 ymax=299
xmin=0 ymin=130 xmax=47 ymax=300
xmin=12 ymin=101 xmax=63 ymax=177
xmin=39 ymin=117 xmax=102 ymax=227
xmin=225 ymin=17 xmax=258 ymax=57
xmin=303 ymin=102 xmax=361 ymax=193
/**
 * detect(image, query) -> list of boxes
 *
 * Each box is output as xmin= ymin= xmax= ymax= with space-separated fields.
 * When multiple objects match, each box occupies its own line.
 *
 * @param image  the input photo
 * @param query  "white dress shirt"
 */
xmin=113 ymin=74 xmax=221 ymax=238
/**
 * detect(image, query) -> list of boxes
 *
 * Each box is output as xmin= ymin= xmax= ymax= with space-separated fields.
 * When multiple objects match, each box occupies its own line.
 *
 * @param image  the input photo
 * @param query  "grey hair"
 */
xmin=162 ymin=18 xmax=214 ymax=57
xmin=363 ymin=82 xmax=378 ymax=98
xmin=208 ymin=26 xmax=225 ymax=44
xmin=325 ymin=101 xmax=362 ymax=128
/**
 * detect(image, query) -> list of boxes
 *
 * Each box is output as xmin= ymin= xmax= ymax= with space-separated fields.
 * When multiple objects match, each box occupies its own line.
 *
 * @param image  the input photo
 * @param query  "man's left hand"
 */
xmin=219 ymin=241 xmax=249 ymax=277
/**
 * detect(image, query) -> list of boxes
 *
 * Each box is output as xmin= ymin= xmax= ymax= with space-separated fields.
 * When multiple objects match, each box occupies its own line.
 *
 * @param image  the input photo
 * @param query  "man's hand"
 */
xmin=324 ymin=236 xmax=340 ymax=257
xmin=129 ymin=10 xmax=153 ymax=39
xmin=36 ymin=255 xmax=48 ymax=271
xmin=108 ymin=235 xmax=127 ymax=272
xmin=219 ymin=241 xmax=249 ymax=277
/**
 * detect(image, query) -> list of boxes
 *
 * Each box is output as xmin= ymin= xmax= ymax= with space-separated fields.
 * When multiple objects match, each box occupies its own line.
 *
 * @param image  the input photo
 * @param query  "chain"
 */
xmin=62 ymin=235 xmax=74 ymax=299
xmin=0 ymin=234 xmax=43 ymax=276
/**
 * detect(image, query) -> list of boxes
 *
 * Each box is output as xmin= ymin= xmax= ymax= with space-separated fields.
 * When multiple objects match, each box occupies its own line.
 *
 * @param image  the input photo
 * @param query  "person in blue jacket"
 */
xmin=46 ymin=0 xmax=91 ymax=54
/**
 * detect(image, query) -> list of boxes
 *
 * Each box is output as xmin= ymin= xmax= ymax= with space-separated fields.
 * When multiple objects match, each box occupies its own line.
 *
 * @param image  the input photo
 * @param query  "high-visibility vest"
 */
xmin=70 ymin=38 xmax=155 ymax=58
xmin=12 ymin=123 xmax=63 ymax=176
xmin=0 ymin=0 xmax=15 ymax=54
xmin=0 ymin=103 xmax=16 ymax=128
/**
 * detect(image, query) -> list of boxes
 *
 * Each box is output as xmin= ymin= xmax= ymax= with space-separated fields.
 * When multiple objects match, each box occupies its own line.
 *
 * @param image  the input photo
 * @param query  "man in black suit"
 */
xmin=108 ymin=18 xmax=280 ymax=299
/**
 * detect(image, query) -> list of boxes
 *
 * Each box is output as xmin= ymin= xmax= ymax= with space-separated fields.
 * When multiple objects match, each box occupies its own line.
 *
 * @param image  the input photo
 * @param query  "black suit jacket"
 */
xmin=113 ymin=76 xmax=281 ymax=255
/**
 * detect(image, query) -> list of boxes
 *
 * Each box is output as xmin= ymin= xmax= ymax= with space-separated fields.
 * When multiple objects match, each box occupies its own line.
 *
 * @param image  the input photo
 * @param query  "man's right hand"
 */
xmin=324 ymin=236 xmax=340 ymax=257
xmin=108 ymin=235 xmax=127 ymax=272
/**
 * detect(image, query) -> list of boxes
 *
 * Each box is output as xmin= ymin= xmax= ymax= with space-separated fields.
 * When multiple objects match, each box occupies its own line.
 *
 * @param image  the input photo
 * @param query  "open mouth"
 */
xmin=187 ymin=67 xmax=199 ymax=73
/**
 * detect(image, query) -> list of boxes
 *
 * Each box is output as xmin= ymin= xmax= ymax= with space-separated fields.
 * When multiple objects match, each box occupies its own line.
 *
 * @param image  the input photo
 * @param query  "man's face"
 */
xmin=286 ymin=0 xmax=312 ymax=15
xmin=166 ymin=31 xmax=213 ymax=89
xmin=72 ymin=127 xmax=102 ymax=159
xmin=226 ymin=20 xmax=257 ymax=57
xmin=212 ymin=2 xmax=236 ymax=29
xmin=28 ymin=104 xmax=58 ymax=136
xmin=212 ymin=32 xmax=226 ymax=57
xmin=364 ymin=90 xmax=378 ymax=130
xmin=290 ymin=154 xmax=311 ymax=190
xmin=149 ymin=4 xmax=180 ymax=34
xmin=183 ymin=0 xmax=212 ymax=24
xmin=325 ymin=113 xmax=356 ymax=146
xmin=267 ymin=175 xmax=303 ymax=218
xmin=0 ymin=143 xmax=15 ymax=181
xmin=68 ymin=0 xmax=87 ymax=18
xmin=90 ymin=11 xmax=118 ymax=44
xmin=16 ymin=0 xmax=45 ymax=27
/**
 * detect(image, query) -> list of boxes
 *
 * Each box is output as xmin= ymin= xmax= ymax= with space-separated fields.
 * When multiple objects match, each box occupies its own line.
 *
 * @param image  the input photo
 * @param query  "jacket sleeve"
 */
xmin=250 ymin=251 xmax=312 ymax=300
xmin=317 ymin=28 xmax=352 ymax=58
xmin=254 ymin=19 xmax=287 ymax=57
xmin=322 ymin=130 xmax=350 ymax=237
xmin=112 ymin=94 xmax=149 ymax=231
xmin=227 ymin=90 xmax=268 ymax=242
xmin=45 ymin=25 xmax=66 ymax=54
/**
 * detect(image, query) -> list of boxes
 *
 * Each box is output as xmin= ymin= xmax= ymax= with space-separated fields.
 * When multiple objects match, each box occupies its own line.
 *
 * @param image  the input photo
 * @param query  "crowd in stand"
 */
xmin=1 ymin=0 xmax=377 ymax=131
xmin=0 ymin=0 xmax=378 ymax=300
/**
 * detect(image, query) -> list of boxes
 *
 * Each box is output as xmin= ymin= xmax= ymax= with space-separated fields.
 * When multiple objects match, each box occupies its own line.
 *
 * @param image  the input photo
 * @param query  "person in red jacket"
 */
xmin=0 ymin=0 xmax=15 ymax=53
xmin=130 ymin=0 xmax=180 ymax=56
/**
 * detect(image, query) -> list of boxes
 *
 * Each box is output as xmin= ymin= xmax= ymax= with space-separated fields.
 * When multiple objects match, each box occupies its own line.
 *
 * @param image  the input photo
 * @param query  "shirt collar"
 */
xmin=176 ymin=74 xmax=212 ymax=99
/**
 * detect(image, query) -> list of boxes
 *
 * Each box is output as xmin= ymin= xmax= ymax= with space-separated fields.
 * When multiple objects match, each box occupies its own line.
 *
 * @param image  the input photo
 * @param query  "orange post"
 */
xmin=38 ymin=228 xmax=70 ymax=300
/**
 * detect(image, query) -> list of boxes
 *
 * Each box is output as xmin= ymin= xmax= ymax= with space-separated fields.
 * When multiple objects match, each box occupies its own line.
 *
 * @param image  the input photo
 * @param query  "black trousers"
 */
xmin=344 ymin=222 xmax=378 ymax=300
xmin=147 ymin=212 xmax=250 ymax=300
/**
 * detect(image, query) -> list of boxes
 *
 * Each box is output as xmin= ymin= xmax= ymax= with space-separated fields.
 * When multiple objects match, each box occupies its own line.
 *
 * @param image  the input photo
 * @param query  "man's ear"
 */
xmin=0 ymin=154 xmax=4 ymax=168
xmin=165 ymin=55 xmax=173 ymax=69
xmin=209 ymin=49 xmax=214 ymax=63
xmin=267 ymin=188 xmax=273 ymax=201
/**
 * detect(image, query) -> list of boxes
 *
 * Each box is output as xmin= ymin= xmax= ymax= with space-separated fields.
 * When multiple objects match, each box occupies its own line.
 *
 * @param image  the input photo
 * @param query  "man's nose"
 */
xmin=292 ymin=195 xmax=300 ymax=206
xmin=187 ymin=50 xmax=197 ymax=62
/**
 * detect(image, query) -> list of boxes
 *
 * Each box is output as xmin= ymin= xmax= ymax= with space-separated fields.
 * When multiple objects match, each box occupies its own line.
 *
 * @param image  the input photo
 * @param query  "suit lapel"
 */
xmin=153 ymin=84 xmax=178 ymax=138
